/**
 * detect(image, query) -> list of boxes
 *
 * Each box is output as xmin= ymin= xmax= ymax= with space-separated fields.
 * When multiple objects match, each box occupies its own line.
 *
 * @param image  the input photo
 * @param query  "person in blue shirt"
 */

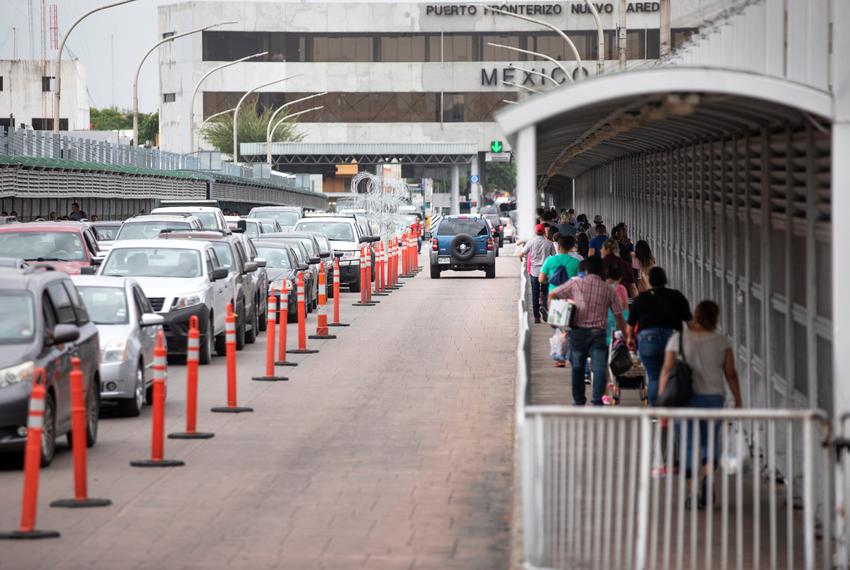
xmin=587 ymin=224 xmax=608 ymax=258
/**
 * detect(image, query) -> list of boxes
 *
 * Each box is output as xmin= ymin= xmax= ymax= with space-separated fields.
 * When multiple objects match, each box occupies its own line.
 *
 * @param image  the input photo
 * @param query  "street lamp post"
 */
xmin=133 ymin=21 xmax=235 ymax=146
xmin=487 ymin=43 xmax=570 ymax=79
xmin=231 ymin=75 xmax=301 ymax=163
xmin=188 ymin=51 xmax=269 ymax=154
xmin=265 ymin=92 xmax=328 ymax=165
xmin=265 ymin=106 xmax=324 ymax=168
xmin=196 ymin=107 xmax=236 ymax=152
xmin=53 ymin=0 xmax=137 ymax=133
xmin=583 ymin=0 xmax=606 ymax=75
xmin=487 ymin=7 xmax=582 ymax=71
xmin=508 ymin=64 xmax=559 ymax=85
xmin=617 ymin=0 xmax=628 ymax=70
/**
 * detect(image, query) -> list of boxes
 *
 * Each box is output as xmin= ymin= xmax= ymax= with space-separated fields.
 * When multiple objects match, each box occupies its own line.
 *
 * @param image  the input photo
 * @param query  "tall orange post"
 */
xmin=372 ymin=241 xmax=388 ymax=296
xmin=275 ymin=280 xmax=298 ymax=365
xmin=253 ymin=287 xmax=289 ymax=381
xmin=329 ymin=257 xmax=349 ymax=327
xmin=0 ymin=369 xmax=60 ymax=539
xmin=132 ymin=332 xmax=188 ymax=465
xmin=170 ymin=316 xmax=216 ymax=436
xmin=352 ymin=247 xmax=375 ymax=306
xmin=210 ymin=305 xmax=254 ymax=413
xmin=51 ymin=358 xmax=111 ymax=507
xmin=309 ymin=261 xmax=337 ymax=339
xmin=288 ymin=271 xmax=319 ymax=353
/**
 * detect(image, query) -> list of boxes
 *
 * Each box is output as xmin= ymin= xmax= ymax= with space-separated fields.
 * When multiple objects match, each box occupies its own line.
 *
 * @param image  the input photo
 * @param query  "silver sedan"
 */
xmin=71 ymin=275 xmax=165 ymax=417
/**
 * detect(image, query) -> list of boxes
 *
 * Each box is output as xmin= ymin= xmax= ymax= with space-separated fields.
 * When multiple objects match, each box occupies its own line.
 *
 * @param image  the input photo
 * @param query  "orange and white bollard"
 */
xmin=288 ymin=271 xmax=320 ymax=353
xmin=372 ymin=241 xmax=389 ymax=297
xmin=352 ymin=246 xmax=375 ymax=307
xmin=329 ymin=257 xmax=349 ymax=327
xmin=51 ymin=358 xmax=112 ymax=507
xmin=252 ymin=288 xmax=289 ymax=381
xmin=364 ymin=245 xmax=378 ymax=304
xmin=132 ymin=332 xmax=187 ymax=465
xmin=309 ymin=262 xmax=337 ymax=340
xmin=0 ymin=369 xmax=60 ymax=539
xmin=171 ymin=316 xmax=217 ymax=436
xmin=210 ymin=304 xmax=254 ymax=413
xmin=275 ymin=280 xmax=298 ymax=365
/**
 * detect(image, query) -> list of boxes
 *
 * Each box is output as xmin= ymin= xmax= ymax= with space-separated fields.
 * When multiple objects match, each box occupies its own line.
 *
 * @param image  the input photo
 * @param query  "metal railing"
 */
xmin=0 ymin=127 xmax=200 ymax=171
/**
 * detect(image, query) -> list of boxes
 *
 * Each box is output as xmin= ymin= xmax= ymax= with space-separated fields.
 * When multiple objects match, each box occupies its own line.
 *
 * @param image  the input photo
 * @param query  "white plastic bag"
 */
xmin=547 ymin=299 xmax=576 ymax=328
xmin=721 ymin=422 xmax=749 ymax=475
xmin=549 ymin=331 xmax=568 ymax=360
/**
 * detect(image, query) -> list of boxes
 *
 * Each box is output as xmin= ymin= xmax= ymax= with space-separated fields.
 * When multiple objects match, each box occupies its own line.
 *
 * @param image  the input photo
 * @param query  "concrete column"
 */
xmin=470 ymin=154 xmax=480 ymax=213
xmin=450 ymin=165 xmax=460 ymax=215
xmin=515 ymin=125 xmax=536 ymax=241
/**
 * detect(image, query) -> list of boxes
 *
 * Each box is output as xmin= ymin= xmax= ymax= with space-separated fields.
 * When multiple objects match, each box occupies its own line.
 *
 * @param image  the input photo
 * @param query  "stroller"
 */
xmin=605 ymin=332 xmax=648 ymax=406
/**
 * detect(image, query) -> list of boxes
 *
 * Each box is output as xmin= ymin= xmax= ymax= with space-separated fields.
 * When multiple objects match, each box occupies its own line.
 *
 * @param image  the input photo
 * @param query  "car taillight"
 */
xmin=497 ymin=225 xmax=503 ymax=232
xmin=487 ymin=238 xmax=494 ymax=251
xmin=431 ymin=238 xmax=439 ymax=251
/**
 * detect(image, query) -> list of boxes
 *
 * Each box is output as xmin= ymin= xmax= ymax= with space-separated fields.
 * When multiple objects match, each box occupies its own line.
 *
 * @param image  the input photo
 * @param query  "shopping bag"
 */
xmin=549 ymin=331 xmax=568 ymax=360
xmin=547 ymin=299 xmax=576 ymax=328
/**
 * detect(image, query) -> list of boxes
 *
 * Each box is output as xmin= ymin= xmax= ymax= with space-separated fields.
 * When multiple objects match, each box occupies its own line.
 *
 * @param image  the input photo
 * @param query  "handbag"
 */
xmin=547 ymin=299 xmax=577 ymax=329
xmin=657 ymin=330 xmax=693 ymax=407
xmin=608 ymin=342 xmax=632 ymax=376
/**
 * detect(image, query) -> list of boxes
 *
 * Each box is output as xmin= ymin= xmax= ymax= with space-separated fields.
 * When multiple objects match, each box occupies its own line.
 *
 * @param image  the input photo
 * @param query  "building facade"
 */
xmin=157 ymin=1 xmax=702 ymax=158
xmin=0 ymin=59 xmax=90 ymax=132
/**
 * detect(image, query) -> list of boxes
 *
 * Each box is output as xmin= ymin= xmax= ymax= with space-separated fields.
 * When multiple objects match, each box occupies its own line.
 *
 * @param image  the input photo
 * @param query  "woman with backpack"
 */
xmin=539 ymin=235 xmax=583 ymax=290
xmin=658 ymin=300 xmax=743 ymax=508
xmin=633 ymin=240 xmax=656 ymax=293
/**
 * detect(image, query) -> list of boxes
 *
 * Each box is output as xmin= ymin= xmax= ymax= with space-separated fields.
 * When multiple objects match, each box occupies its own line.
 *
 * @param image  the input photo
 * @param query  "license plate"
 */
xmin=438 ymin=257 xmax=450 ymax=265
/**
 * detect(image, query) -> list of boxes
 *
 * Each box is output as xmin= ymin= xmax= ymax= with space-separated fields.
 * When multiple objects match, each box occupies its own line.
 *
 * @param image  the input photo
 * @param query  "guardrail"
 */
xmin=515 ymin=274 xmax=839 ymax=570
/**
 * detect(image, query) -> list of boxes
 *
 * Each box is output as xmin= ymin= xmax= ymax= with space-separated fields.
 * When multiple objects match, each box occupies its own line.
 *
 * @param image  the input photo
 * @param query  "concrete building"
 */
xmin=157 ymin=0 xmax=704 ymax=202
xmin=0 ymin=59 xmax=90 ymax=131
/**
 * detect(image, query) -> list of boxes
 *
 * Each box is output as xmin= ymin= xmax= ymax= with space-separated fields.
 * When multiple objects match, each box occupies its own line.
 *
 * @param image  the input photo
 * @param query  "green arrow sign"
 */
xmin=490 ymin=140 xmax=503 ymax=153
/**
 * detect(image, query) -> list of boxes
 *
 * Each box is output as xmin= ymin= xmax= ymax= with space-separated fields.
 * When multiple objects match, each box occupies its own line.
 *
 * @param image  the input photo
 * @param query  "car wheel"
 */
xmin=349 ymin=278 xmax=361 ymax=293
xmin=215 ymin=332 xmax=227 ymax=357
xmin=199 ymin=316 xmax=213 ymax=365
xmin=288 ymin=307 xmax=298 ymax=323
xmin=245 ymin=305 xmax=258 ymax=345
xmin=485 ymin=264 xmax=496 ymax=279
xmin=235 ymin=306 xmax=246 ymax=351
xmin=118 ymin=365 xmax=144 ymax=417
xmin=494 ymin=246 xmax=500 ymax=257
xmin=258 ymin=295 xmax=268 ymax=332
xmin=430 ymin=265 xmax=441 ymax=279
xmin=68 ymin=382 xmax=99 ymax=449
xmin=40 ymin=392 xmax=56 ymax=467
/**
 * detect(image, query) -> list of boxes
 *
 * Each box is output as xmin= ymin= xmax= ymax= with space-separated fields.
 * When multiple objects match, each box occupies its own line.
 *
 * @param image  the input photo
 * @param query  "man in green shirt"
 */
xmin=539 ymin=235 xmax=582 ymax=286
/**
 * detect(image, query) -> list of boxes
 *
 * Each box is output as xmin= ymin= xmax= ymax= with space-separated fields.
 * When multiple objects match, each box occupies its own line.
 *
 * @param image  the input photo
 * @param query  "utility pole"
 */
xmin=617 ymin=0 xmax=627 ymax=70
xmin=660 ymin=0 xmax=671 ymax=57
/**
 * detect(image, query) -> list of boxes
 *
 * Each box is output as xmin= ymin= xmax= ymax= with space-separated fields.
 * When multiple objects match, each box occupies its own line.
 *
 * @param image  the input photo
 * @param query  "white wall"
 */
xmin=0 ymin=59 xmax=90 ymax=131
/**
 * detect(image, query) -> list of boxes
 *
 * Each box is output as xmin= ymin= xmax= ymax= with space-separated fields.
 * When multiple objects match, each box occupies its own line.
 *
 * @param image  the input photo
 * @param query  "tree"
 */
xmin=89 ymin=107 xmax=158 ymax=146
xmin=485 ymin=161 xmax=516 ymax=195
xmin=137 ymin=112 xmax=158 ymax=146
xmin=201 ymin=96 xmax=304 ymax=157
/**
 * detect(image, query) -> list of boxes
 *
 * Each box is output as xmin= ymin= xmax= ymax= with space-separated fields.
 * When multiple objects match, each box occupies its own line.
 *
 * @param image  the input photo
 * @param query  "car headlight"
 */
xmin=0 ymin=361 xmax=34 ymax=388
xmin=102 ymin=339 xmax=129 ymax=363
xmin=174 ymin=292 xmax=204 ymax=310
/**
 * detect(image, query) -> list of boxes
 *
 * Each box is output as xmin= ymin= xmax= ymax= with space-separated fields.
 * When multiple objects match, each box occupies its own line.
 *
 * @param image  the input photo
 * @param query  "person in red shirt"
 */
xmin=601 ymin=238 xmax=637 ymax=298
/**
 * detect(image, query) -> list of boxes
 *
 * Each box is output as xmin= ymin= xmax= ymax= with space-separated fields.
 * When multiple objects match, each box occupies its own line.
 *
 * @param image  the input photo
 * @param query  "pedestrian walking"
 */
xmin=588 ymin=224 xmax=608 ymax=258
xmin=633 ymin=240 xmax=656 ymax=292
xmin=68 ymin=202 xmax=86 ymax=221
xmin=521 ymin=223 xmax=556 ymax=323
xmin=605 ymin=260 xmax=629 ymax=345
xmin=548 ymin=256 xmax=627 ymax=406
xmin=576 ymin=233 xmax=590 ymax=259
xmin=601 ymin=238 xmax=637 ymax=298
xmin=539 ymin=236 xmax=582 ymax=289
xmin=626 ymin=267 xmax=692 ymax=404
xmin=659 ymin=300 xmax=743 ymax=508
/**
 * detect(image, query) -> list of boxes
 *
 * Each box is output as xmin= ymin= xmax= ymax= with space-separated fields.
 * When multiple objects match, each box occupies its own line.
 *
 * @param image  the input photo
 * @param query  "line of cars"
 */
xmin=0 ymin=202 xmax=388 ymax=465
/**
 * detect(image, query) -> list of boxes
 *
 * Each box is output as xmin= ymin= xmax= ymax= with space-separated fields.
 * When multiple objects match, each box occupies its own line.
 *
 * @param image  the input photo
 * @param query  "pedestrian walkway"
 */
xmin=0 ymin=256 xmax=520 ymax=569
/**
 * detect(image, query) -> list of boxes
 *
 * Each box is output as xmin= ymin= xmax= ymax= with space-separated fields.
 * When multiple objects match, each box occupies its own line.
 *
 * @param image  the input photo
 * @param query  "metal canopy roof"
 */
xmin=495 ymin=67 xmax=834 ymax=181
xmin=239 ymin=142 xmax=478 ymax=166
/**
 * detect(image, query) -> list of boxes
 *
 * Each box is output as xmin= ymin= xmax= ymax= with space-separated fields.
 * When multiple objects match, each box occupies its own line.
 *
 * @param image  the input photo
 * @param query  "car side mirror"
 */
xmin=298 ymin=264 xmax=309 ymax=271
xmin=211 ymin=267 xmax=229 ymax=281
xmin=308 ymin=257 xmax=320 ymax=264
xmin=358 ymin=236 xmax=370 ymax=243
xmin=243 ymin=261 xmax=257 ymax=273
xmin=254 ymin=258 xmax=267 ymax=268
xmin=319 ymin=252 xmax=330 ymax=258
xmin=333 ymin=251 xmax=344 ymax=258
xmin=90 ymin=257 xmax=102 ymax=266
xmin=141 ymin=313 xmax=165 ymax=327
xmin=80 ymin=266 xmax=98 ymax=275
xmin=366 ymin=236 xmax=380 ymax=243
xmin=52 ymin=323 xmax=80 ymax=345
xmin=232 ymin=220 xmax=247 ymax=233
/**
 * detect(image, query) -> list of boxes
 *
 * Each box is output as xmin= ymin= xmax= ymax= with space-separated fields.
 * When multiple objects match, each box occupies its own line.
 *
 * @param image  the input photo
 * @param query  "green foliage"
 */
xmin=89 ymin=107 xmax=158 ymax=146
xmin=200 ymin=96 xmax=304 ymax=157
xmin=485 ymin=161 xmax=516 ymax=194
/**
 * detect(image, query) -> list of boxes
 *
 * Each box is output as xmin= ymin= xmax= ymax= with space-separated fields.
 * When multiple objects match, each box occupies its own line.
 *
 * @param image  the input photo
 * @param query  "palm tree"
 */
xmin=201 ymin=96 xmax=304 ymax=156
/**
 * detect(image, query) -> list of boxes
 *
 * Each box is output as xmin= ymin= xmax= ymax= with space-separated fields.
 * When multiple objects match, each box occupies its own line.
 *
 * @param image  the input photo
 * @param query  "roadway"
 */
xmin=0 ymin=251 xmax=519 ymax=570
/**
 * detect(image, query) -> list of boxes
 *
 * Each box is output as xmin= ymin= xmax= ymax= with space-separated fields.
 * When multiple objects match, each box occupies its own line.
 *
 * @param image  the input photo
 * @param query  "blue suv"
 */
xmin=429 ymin=215 xmax=496 ymax=279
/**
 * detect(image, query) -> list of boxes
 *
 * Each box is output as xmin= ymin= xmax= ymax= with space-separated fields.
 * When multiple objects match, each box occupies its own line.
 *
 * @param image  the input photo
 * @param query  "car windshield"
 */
xmin=0 ymin=292 xmax=35 ymax=344
xmin=252 ymin=210 xmax=300 ymax=227
xmin=95 ymin=225 xmax=120 ymax=240
xmin=102 ymin=248 xmax=202 ymax=278
xmin=295 ymin=221 xmax=355 ymax=242
xmin=0 ymin=231 xmax=86 ymax=261
xmin=260 ymin=222 xmax=277 ymax=232
xmin=116 ymin=221 xmax=191 ymax=240
xmin=437 ymin=219 xmax=488 ymax=236
xmin=210 ymin=243 xmax=234 ymax=269
xmin=255 ymin=246 xmax=292 ymax=269
xmin=244 ymin=223 xmax=259 ymax=238
xmin=295 ymin=238 xmax=317 ymax=257
xmin=77 ymin=286 xmax=129 ymax=325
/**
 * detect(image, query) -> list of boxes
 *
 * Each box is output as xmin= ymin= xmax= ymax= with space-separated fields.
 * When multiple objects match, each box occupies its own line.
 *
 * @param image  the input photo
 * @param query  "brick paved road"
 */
xmin=0 ymin=253 xmax=519 ymax=570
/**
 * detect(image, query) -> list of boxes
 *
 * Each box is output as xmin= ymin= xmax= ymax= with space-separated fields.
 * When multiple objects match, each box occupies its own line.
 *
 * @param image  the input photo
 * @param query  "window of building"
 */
xmin=163 ymin=93 xmax=176 ymax=103
xmin=162 ymin=31 xmax=175 ymax=39
xmin=441 ymin=93 xmax=465 ymax=122
xmin=311 ymin=35 xmax=373 ymax=62
xmin=482 ymin=34 xmax=527 ymax=61
xmin=0 ymin=76 xmax=3 ymax=91
xmin=41 ymin=76 xmax=54 ymax=92
xmin=30 ymin=118 xmax=68 ymax=131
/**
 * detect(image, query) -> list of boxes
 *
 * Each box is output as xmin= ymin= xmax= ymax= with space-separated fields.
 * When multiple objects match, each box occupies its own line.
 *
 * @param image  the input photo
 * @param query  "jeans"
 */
xmin=569 ymin=328 xmax=608 ymax=405
xmin=417 ymin=238 xmax=422 ymax=253
xmin=530 ymin=278 xmax=547 ymax=319
xmin=637 ymin=327 xmax=674 ymax=405
xmin=679 ymin=394 xmax=725 ymax=476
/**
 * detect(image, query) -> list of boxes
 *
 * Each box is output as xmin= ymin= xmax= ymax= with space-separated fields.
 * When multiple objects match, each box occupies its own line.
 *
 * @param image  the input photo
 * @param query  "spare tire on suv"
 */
xmin=450 ymin=234 xmax=476 ymax=261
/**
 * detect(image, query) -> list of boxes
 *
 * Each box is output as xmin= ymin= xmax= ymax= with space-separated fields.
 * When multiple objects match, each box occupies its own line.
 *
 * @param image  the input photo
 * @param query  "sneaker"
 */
xmin=534 ymin=317 xmax=541 ymax=324
xmin=555 ymin=361 xmax=566 ymax=368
